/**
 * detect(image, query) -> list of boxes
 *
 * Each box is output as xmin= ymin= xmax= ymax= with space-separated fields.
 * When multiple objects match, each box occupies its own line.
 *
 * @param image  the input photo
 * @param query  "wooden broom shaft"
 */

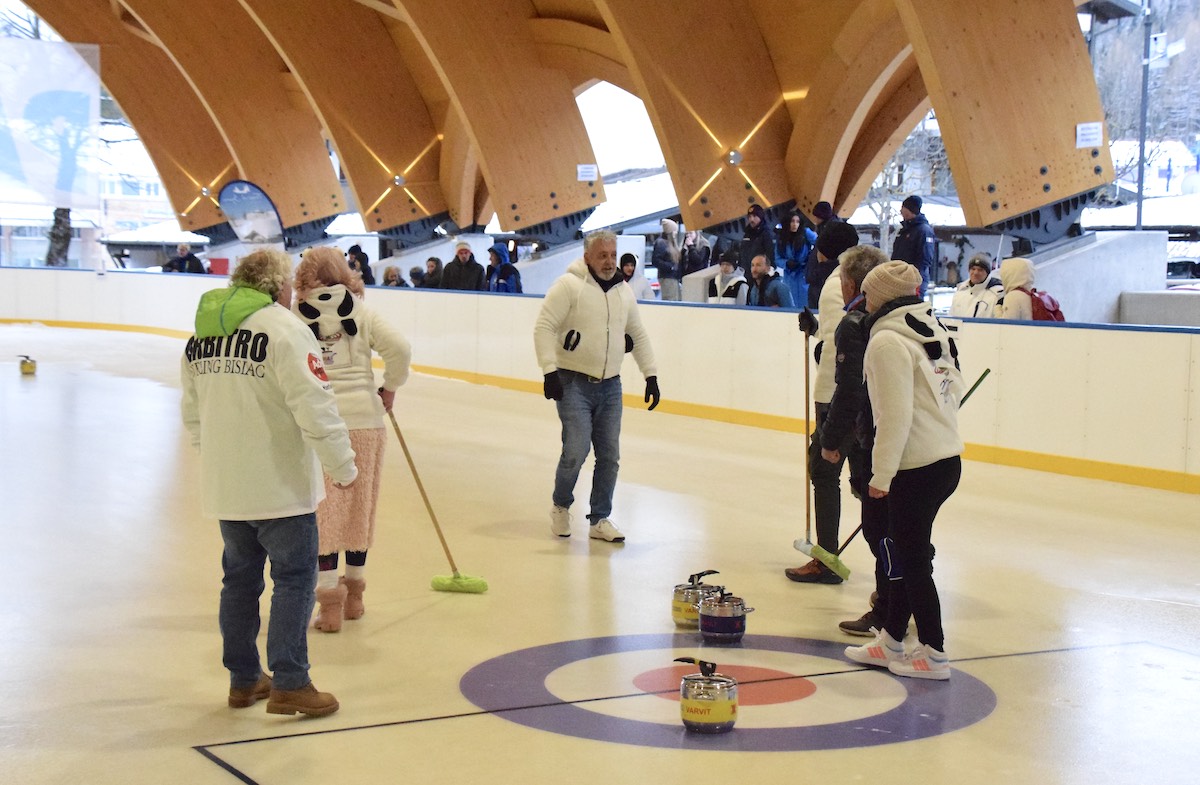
xmin=388 ymin=410 xmax=459 ymax=574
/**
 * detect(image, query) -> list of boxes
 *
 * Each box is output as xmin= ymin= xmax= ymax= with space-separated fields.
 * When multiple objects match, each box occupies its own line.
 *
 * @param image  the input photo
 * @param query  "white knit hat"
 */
xmin=862 ymin=261 xmax=922 ymax=304
xmin=454 ymin=240 xmax=471 ymax=252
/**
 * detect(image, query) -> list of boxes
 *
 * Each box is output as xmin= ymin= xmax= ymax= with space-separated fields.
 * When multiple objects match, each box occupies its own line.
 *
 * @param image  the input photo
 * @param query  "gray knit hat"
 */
xmin=863 ymin=261 xmax=922 ymax=304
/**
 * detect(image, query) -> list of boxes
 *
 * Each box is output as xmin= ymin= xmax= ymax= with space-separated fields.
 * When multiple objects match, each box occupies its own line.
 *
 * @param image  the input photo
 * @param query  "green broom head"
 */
xmin=809 ymin=544 xmax=851 ymax=580
xmin=431 ymin=572 xmax=488 ymax=594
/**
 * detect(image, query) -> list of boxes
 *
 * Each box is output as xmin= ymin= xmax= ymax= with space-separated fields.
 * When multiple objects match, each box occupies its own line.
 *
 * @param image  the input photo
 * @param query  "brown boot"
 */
xmin=342 ymin=577 xmax=366 ymax=620
xmin=314 ymin=584 xmax=347 ymax=633
xmin=228 ymin=672 xmax=272 ymax=708
xmin=265 ymin=682 xmax=339 ymax=717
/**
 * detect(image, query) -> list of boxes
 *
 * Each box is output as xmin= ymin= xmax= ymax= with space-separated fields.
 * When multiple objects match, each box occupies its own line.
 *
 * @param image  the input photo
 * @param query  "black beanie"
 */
xmin=812 ymin=201 xmax=833 ymax=221
xmin=902 ymin=195 xmax=923 ymax=213
xmin=816 ymin=221 xmax=859 ymax=262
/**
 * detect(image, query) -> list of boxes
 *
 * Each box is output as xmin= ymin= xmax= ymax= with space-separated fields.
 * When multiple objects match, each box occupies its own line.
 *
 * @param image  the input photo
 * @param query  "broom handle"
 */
xmin=387 ymin=410 xmax=459 ymax=574
xmin=803 ymin=328 xmax=812 ymax=541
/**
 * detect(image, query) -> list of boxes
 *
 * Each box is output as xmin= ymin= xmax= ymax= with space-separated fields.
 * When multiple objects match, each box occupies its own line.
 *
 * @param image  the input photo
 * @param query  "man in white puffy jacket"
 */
xmin=534 ymin=230 xmax=660 ymax=543
xmin=181 ymin=249 xmax=356 ymax=717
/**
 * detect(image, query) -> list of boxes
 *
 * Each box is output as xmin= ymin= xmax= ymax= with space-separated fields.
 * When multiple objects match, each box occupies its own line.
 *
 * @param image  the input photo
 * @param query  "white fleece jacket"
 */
xmin=814 ymin=266 xmax=845 ymax=404
xmin=292 ymin=285 xmax=412 ymax=430
xmin=865 ymin=301 xmax=964 ymax=491
xmin=534 ymin=258 xmax=657 ymax=380
xmin=181 ymin=302 xmax=357 ymax=521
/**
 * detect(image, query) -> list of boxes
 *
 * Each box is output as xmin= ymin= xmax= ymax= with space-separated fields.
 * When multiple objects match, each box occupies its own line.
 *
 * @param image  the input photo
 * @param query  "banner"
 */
xmin=0 ymin=39 xmax=100 ymax=209
xmin=217 ymin=179 xmax=285 ymax=251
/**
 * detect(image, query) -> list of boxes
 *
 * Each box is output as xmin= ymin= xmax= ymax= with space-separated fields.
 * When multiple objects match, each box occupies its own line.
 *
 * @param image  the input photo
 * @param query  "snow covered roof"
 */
xmin=101 ymin=220 xmax=209 ymax=245
xmin=324 ymin=212 xmax=376 ymax=236
xmin=1081 ymin=193 xmax=1200 ymax=229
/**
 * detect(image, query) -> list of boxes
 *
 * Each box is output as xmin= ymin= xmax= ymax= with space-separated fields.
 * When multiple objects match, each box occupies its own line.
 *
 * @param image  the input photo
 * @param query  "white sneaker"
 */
xmin=888 ymin=644 xmax=951 ymax=680
xmin=845 ymin=629 xmax=904 ymax=668
xmin=588 ymin=519 xmax=625 ymax=542
xmin=550 ymin=505 xmax=571 ymax=537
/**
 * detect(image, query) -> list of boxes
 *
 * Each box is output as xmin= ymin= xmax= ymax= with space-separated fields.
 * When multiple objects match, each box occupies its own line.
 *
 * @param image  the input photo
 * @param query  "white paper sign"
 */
xmin=577 ymin=164 xmax=598 ymax=182
xmin=1075 ymin=122 xmax=1104 ymax=148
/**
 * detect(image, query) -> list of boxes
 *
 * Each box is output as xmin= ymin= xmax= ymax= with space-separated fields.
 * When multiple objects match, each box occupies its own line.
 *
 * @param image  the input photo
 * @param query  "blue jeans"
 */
xmin=552 ymin=371 xmax=622 ymax=522
xmin=219 ymin=514 xmax=318 ymax=691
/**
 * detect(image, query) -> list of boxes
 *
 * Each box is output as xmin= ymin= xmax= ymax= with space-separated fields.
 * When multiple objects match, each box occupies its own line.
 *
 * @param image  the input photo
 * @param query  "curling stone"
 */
xmin=698 ymin=589 xmax=755 ymax=644
xmin=673 ymin=657 xmax=738 ymax=733
xmin=671 ymin=570 xmax=722 ymax=629
xmin=18 ymin=355 xmax=36 ymax=375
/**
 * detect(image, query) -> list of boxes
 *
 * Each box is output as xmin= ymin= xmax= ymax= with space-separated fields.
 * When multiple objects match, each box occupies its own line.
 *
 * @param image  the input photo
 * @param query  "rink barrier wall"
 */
xmin=1 ymin=267 xmax=1197 ymax=494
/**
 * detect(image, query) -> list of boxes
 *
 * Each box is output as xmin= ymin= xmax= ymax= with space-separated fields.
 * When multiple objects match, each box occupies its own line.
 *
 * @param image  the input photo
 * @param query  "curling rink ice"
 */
xmin=1 ymin=322 xmax=1199 ymax=785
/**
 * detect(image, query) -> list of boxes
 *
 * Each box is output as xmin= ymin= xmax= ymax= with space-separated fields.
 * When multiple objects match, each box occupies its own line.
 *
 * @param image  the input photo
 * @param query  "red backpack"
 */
xmin=1017 ymin=287 xmax=1065 ymax=322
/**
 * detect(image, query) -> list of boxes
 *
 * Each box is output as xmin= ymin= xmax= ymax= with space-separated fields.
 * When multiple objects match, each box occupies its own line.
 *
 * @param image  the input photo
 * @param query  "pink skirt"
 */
xmin=317 ymin=427 xmax=386 ymax=555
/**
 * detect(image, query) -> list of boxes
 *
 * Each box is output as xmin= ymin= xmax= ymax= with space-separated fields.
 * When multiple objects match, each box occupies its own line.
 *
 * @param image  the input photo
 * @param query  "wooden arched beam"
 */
xmin=395 ymin=0 xmax=604 ymax=233
xmin=528 ymin=18 xmax=634 ymax=96
xmin=120 ymin=0 xmax=343 ymax=228
xmin=237 ymin=0 xmax=446 ymax=233
xmin=595 ymin=0 xmax=792 ymax=230
xmin=24 ymin=0 xmax=231 ymax=232
xmin=894 ymin=0 xmax=1113 ymax=224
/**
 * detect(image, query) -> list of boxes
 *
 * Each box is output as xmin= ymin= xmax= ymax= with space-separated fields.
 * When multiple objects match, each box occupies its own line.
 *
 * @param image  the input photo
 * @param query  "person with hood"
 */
xmin=807 ymin=201 xmax=842 ymax=308
xmin=891 ymin=195 xmax=937 ymax=297
xmin=440 ymin=241 xmax=487 ymax=291
xmin=348 ymin=249 xmax=375 ymax=286
xmin=421 ymin=256 xmax=443 ymax=288
xmin=486 ymin=242 xmax=523 ymax=293
xmin=652 ymin=218 xmax=682 ymax=301
xmin=995 ymin=257 xmax=1036 ymax=320
xmin=180 ymin=247 xmax=356 ymax=717
xmin=707 ymin=250 xmax=747 ymax=305
xmin=844 ymin=261 xmax=964 ymax=681
xmin=740 ymin=204 xmax=775 ymax=282
xmin=777 ymin=210 xmax=816 ymax=308
xmin=950 ymin=254 xmax=1004 ymax=318
xmin=291 ymin=247 xmax=412 ymax=633
xmin=681 ymin=230 xmax=712 ymax=276
xmin=620 ymin=253 xmax=654 ymax=300
xmin=746 ymin=253 xmax=793 ymax=307
xmin=786 ymin=220 xmax=860 ymax=584
xmin=535 ymin=230 xmax=660 ymax=543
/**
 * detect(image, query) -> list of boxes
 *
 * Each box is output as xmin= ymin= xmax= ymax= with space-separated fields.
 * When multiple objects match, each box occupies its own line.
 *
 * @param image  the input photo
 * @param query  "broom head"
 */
xmin=431 ymin=573 xmax=489 ymax=594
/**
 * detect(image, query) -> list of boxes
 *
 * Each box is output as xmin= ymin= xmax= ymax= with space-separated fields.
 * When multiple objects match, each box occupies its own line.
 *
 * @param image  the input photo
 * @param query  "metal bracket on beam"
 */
xmin=284 ymin=216 xmax=337 ymax=249
xmin=378 ymin=212 xmax=453 ymax=249
xmin=514 ymin=207 xmax=596 ymax=246
xmin=987 ymin=190 xmax=1098 ymax=244
xmin=190 ymin=222 xmax=239 ymax=247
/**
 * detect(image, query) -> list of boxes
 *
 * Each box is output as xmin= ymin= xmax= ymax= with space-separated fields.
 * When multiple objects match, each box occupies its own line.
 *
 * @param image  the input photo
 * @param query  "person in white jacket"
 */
xmin=534 ymin=230 xmax=660 ymax=543
xmin=620 ymin=253 xmax=655 ymax=300
xmin=845 ymin=261 xmax=964 ymax=682
xmin=181 ymin=248 xmax=356 ymax=717
xmin=949 ymin=254 xmax=1003 ymax=318
xmin=996 ymin=257 xmax=1035 ymax=320
xmin=292 ymin=246 xmax=412 ymax=632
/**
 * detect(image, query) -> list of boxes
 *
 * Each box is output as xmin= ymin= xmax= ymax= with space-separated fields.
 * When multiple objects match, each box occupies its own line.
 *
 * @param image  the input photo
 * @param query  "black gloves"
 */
xmin=625 ymin=333 xmax=634 ymax=353
xmin=543 ymin=371 xmax=563 ymax=401
xmin=814 ymin=341 xmax=823 ymax=365
xmin=798 ymin=308 xmax=819 ymax=337
xmin=644 ymin=376 xmax=660 ymax=410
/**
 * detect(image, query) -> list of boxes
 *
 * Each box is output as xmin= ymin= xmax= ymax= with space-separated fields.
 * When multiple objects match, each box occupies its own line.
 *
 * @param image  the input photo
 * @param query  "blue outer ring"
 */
xmin=459 ymin=633 xmax=996 ymax=751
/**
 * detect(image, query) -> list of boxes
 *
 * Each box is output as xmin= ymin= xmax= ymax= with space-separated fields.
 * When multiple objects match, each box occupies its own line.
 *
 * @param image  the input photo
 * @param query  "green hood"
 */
xmin=194 ymin=286 xmax=273 ymax=338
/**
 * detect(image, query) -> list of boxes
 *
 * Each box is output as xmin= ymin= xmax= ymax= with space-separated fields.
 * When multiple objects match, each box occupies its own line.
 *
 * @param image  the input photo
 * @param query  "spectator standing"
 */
xmin=807 ymin=201 xmax=842 ymax=308
xmin=348 ymin=250 xmax=375 ymax=286
xmin=949 ymin=254 xmax=1004 ymax=318
xmin=421 ymin=257 xmax=443 ymax=288
xmin=180 ymin=248 xmax=355 ymax=717
xmin=381 ymin=266 xmax=408 ymax=287
xmin=621 ymin=253 xmax=654 ymax=300
xmin=740 ymin=205 xmax=775 ymax=282
xmin=777 ymin=210 xmax=816 ymax=308
xmin=486 ymin=242 xmax=523 ymax=293
xmin=440 ymin=242 xmax=487 ymax=291
xmin=681 ymin=230 xmax=712 ymax=276
xmin=535 ymin=230 xmax=660 ymax=543
xmin=745 ymin=254 xmax=794 ymax=308
xmin=707 ymin=251 xmax=747 ymax=305
xmin=891 ymin=195 xmax=936 ymax=297
xmin=786 ymin=220 xmax=860 ymax=584
xmin=408 ymin=266 xmax=426 ymax=288
xmin=845 ymin=261 xmax=964 ymax=680
xmin=995 ymin=257 xmax=1035 ymax=320
xmin=167 ymin=243 xmax=207 ymax=274
xmin=652 ymin=218 xmax=682 ymax=301
xmin=291 ymin=247 xmax=412 ymax=633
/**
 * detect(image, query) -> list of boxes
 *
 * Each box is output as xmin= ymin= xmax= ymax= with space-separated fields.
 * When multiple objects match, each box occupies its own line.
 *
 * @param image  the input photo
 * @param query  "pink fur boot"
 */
xmin=314 ymin=584 xmax=348 ymax=633
xmin=342 ymin=577 xmax=366 ymax=620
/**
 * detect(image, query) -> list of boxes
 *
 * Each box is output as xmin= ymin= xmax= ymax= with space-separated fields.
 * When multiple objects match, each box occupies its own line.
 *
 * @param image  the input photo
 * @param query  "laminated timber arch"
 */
xmin=23 ymin=0 xmax=232 ymax=232
xmin=25 ymin=0 xmax=1112 ymax=244
xmin=120 ymin=0 xmax=344 ymax=229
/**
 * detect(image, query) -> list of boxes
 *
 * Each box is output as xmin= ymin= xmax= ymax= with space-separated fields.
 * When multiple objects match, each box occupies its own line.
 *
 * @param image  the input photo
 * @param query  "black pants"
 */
xmin=848 ymin=444 xmax=890 ymax=620
xmin=808 ymin=404 xmax=851 ymax=553
xmin=881 ymin=456 xmax=961 ymax=651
